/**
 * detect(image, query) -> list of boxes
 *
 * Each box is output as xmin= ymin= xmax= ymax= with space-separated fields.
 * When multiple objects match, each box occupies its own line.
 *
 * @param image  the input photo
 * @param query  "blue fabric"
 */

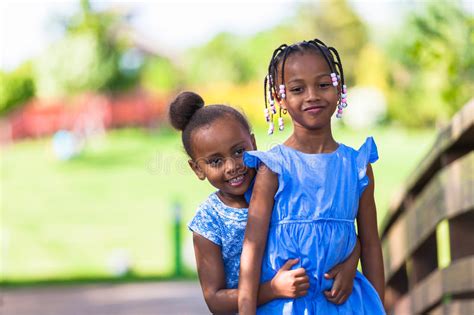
xmin=188 ymin=192 xmax=247 ymax=289
xmin=243 ymin=137 xmax=385 ymax=314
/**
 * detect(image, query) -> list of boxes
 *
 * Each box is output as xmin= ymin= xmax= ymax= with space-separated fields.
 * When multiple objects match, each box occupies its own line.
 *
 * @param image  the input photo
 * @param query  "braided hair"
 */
xmin=263 ymin=39 xmax=348 ymax=133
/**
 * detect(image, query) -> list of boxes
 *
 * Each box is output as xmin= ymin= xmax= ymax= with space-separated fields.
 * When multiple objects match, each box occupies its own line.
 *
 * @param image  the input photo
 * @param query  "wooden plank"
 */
xmin=449 ymin=209 xmax=474 ymax=261
xmin=406 ymin=153 xmax=473 ymax=258
xmin=392 ymin=293 xmax=411 ymax=315
xmin=390 ymin=256 xmax=474 ymax=314
xmin=443 ymin=256 xmax=474 ymax=296
xmin=381 ymin=99 xmax=474 ymax=238
xmin=383 ymin=213 xmax=408 ymax=280
xmin=406 ymin=173 xmax=444 ymax=257
xmin=384 ymin=153 xmax=474 ymax=284
xmin=430 ymin=300 xmax=474 ymax=315
xmin=443 ymin=300 xmax=474 ymax=315
xmin=411 ymin=265 xmax=443 ymax=314
xmin=410 ymin=233 xmax=438 ymax=287
xmin=445 ymin=152 xmax=474 ymax=220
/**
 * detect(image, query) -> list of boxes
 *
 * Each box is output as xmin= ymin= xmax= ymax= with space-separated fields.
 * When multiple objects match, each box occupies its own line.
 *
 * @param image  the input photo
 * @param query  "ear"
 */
xmin=250 ymin=133 xmax=257 ymax=150
xmin=188 ymin=159 xmax=206 ymax=180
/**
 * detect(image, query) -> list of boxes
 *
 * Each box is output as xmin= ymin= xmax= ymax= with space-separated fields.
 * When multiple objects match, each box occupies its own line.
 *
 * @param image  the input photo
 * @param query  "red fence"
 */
xmin=0 ymin=90 xmax=168 ymax=143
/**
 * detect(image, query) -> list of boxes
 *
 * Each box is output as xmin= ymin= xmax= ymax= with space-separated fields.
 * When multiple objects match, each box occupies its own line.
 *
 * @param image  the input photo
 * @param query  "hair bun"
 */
xmin=169 ymin=91 xmax=205 ymax=131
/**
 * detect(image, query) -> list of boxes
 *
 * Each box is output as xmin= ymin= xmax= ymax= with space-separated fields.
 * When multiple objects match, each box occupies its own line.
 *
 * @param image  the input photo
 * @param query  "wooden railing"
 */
xmin=381 ymin=100 xmax=474 ymax=314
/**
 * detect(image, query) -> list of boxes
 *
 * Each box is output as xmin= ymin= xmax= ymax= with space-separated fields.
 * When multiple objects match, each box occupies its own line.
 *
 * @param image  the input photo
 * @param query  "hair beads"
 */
xmin=263 ymin=39 xmax=349 ymax=126
xmin=268 ymin=121 xmax=274 ymax=135
xmin=270 ymin=99 xmax=277 ymax=114
xmin=336 ymin=85 xmax=348 ymax=119
xmin=279 ymin=84 xmax=286 ymax=99
xmin=264 ymin=75 xmax=279 ymax=134
xmin=278 ymin=117 xmax=284 ymax=131
xmin=264 ymin=108 xmax=270 ymax=122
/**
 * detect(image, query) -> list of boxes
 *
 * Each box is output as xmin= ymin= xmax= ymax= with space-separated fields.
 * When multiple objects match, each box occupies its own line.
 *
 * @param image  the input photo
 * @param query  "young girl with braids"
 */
xmin=169 ymin=91 xmax=362 ymax=314
xmin=238 ymin=39 xmax=386 ymax=314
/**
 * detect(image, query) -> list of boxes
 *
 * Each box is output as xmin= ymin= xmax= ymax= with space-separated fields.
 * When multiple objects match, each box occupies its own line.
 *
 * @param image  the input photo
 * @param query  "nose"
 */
xmin=224 ymin=157 xmax=239 ymax=175
xmin=306 ymin=86 xmax=320 ymax=101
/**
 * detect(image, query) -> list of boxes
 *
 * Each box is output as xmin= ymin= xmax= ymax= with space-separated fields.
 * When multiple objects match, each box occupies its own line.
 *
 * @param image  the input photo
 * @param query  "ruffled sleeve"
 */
xmin=356 ymin=137 xmax=379 ymax=195
xmin=188 ymin=201 xmax=222 ymax=246
xmin=243 ymin=148 xmax=284 ymax=175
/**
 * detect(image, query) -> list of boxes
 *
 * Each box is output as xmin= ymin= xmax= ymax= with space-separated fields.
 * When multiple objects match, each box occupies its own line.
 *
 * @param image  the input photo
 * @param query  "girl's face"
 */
xmin=279 ymin=52 xmax=339 ymax=130
xmin=189 ymin=117 xmax=256 ymax=206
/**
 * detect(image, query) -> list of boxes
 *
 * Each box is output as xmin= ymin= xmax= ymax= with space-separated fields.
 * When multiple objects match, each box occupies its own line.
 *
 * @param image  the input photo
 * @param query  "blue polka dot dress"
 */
xmin=243 ymin=137 xmax=385 ymax=314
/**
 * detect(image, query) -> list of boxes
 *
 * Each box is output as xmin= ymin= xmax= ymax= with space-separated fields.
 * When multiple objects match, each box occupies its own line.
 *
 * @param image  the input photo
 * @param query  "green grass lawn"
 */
xmin=1 ymin=126 xmax=436 ymax=283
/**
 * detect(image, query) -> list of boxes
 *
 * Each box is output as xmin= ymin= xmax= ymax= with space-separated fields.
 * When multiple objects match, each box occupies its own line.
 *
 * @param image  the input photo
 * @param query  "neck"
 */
xmin=217 ymin=191 xmax=248 ymax=208
xmin=284 ymin=123 xmax=338 ymax=154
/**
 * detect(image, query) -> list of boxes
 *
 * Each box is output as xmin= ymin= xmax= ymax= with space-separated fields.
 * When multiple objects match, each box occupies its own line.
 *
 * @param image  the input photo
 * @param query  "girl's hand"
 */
xmin=323 ymin=239 xmax=360 ymax=305
xmin=323 ymin=261 xmax=356 ymax=304
xmin=271 ymin=258 xmax=310 ymax=298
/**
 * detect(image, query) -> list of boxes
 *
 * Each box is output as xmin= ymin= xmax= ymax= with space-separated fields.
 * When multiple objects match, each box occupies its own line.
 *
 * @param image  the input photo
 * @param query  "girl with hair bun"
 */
xmin=169 ymin=91 xmax=361 ymax=314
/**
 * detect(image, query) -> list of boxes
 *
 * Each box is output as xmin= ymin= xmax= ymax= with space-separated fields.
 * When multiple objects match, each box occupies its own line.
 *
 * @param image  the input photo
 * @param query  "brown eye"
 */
xmin=290 ymin=87 xmax=303 ymax=93
xmin=234 ymin=148 xmax=245 ymax=156
xmin=320 ymin=83 xmax=331 ymax=89
xmin=208 ymin=158 xmax=223 ymax=167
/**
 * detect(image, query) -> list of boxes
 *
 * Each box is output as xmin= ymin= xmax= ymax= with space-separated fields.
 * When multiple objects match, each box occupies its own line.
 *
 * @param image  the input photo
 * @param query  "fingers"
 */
xmin=295 ymin=282 xmax=310 ymax=297
xmin=324 ymin=288 xmax=352 ymax=304
xmin=291 ymin=267 xmax=307 ymax=277
xmin=335 ymin=292 xmax=349 ymax=304
xmin=294 ymin=274 xmax=309 ymax=285
xmin=324 ymin=265 xmax=341 ymax=279
xmin=279 ymin=258 xmax=300 ymax=271
xmin=330 ymin=277 xmax=342 ymax=298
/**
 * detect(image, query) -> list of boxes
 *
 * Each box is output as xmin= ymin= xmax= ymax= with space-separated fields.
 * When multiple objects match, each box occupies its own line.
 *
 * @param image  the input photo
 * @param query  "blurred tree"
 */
xmin=185 ymin=33 xmax=254 ymax=86
xmin=184 ymin=0 xmax=367 ymax=87
xmin=33 ymin=0 xmax=138 ymax=97
xmin=0 ymin=62 xmax=35 ymax=114
xmin=386 ymin=0 xmax=473 ymax=127
xmin=141 ymin=56 xmax=182 ymax=94
xmin=294 ymin=0 xmax=368 ymax=85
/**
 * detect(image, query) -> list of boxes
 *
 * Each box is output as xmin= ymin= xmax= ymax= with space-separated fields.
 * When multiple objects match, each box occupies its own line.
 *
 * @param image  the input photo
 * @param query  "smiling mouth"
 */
xmin=227 ymin=172 xmax=247 ymax=187
xmin=303 ymin=105 xmax=325 ymax=112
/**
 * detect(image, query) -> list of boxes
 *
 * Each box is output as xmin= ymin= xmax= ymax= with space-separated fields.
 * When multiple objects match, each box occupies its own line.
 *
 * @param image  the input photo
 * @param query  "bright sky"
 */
xmin=1 ymin=0 xmax=473 ymax=71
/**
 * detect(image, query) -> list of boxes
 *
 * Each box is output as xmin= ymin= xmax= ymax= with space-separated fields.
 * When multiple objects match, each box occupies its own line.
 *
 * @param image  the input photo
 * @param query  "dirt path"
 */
xmin=1 ymin=281 xmax=209 ymax=315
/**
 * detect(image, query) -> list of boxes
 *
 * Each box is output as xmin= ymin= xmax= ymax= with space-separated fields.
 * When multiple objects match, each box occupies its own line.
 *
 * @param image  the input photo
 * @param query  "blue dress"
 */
xmin=243 ymin=137 xmax=385 ymax=314
xmin=188 ymin=192 xmax=248 ymax=289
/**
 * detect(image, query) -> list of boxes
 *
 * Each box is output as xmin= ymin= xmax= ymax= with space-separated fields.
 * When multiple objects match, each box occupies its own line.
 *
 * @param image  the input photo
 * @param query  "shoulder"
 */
xmin=338 ymin=137 xmax=378 ymax=161
xmin=188 ymin=193 xmax=224 ymax=245
xmin=189 ymin=193 xmax=222 ymax=226
xmin=243 ymin=145 xmax=286 ymax=175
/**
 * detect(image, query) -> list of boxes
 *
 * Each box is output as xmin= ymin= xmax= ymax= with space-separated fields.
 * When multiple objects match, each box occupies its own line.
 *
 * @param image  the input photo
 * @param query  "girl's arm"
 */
xmin=356 ymin=164 xmax=385 ymax=302
xmin=193 ymin=232 xmax=307 ymax=314
xmin=238 ymin=165 xmax=279 ymax=314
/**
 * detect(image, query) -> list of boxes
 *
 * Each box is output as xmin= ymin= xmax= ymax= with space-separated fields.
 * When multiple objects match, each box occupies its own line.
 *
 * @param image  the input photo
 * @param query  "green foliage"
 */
xmin=294 ymin=0 xmax=368 ymax=84
xmin=185 ymin=33 xmax=253 ymax=85
xmin=0 ymin=63 xmax=35 ymax=114
xmin=33 ymin=0 xmax=138 ymax=98
xmin=34 ymin=33 xmax=117 ymax=97
xmin=141 ymin=56 xmax=182 ymax=93
xmin=386 ymin=0 xmax=474 ymax=127
xmin=184 ymin=0 xmax=367 ymax=87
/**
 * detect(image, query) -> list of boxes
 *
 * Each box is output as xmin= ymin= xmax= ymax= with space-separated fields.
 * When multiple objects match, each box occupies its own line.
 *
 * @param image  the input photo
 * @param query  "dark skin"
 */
xmin=188 ymin=117 xmax=361 ymax=314
xmin=238 ymin=52 xmax=384 ymax=314
xmin=357 ymin=164 xmax=385 ymax=301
